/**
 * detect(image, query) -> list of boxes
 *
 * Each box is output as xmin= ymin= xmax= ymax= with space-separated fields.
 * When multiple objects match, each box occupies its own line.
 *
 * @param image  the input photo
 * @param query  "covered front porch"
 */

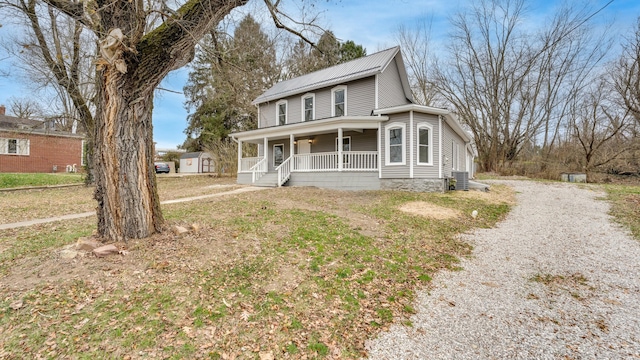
xmin=231 ymin=116 xmax=387 ymax=187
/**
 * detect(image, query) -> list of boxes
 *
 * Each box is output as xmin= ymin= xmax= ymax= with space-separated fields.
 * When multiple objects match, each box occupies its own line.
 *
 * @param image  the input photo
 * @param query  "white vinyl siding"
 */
xmin=413 ymin=113 xmax=440 ymax=178
xmin=0 ymin=138 xmax=29 ymax=155
xmin=311 ymin=130 xmax=377 ymax=153
xmin=378 ymin=58 xmax=412 ymax=108
xmin=348 ymin=77 xmax=375 ymax=115
xmin=441 ymin=122 xmax=467 ymax=177
xmin=256 ymin=77 xmax=374 ymax=125
xmin=332 ymin=85 xmax=347 ymax=117
xmin=258 ymin=103 xmax=276 ymax=128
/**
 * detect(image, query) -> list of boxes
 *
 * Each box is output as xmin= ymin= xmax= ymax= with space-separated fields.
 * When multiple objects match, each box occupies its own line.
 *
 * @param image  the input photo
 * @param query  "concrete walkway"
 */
xmin=0 ymin=186 xmax=267 ymax=231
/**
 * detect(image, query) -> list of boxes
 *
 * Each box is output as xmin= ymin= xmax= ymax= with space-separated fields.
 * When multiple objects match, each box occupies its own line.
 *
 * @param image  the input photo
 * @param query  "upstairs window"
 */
xmin=277 ymin=100 xmax=287 ymax=126
xmin=302 ymin=93 xmax=315 ymax=121
xmin=385 ymin=123 xmax=406 ymax=165
xmin=332 ymin=86 xmax=347 ymax=117
xmin=417 ymin=123 xmax=433 ymax=165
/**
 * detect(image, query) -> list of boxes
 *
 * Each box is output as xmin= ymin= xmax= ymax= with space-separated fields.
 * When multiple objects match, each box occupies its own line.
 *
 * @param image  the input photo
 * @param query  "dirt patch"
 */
xmin=262 ymin=263 xmax=304 ymax=293
xmin=399 ymin=201 xmax=462 ymax=220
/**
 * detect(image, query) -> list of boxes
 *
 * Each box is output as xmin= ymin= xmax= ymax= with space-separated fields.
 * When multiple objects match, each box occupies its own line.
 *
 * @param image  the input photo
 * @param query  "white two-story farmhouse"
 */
xmin=230 ymin=46 xmax=474 ymax=192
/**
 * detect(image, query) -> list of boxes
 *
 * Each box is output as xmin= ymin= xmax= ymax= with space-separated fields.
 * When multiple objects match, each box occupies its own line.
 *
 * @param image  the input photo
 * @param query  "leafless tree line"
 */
xmin=398 ymin=0 xmax=640 ymax=181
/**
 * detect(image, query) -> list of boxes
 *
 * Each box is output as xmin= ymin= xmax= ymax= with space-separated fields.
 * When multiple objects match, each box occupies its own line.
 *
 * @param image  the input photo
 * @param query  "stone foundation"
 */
xmin=380 ymin=178 xmax=446 ymax=193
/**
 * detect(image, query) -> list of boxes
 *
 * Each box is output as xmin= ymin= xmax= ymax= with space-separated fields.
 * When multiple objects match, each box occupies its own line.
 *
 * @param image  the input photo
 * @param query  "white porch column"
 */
xmin=289 ymin=134 xmax=295 ymax=171
xmin=237 ymin=139 xmax=242 ymax=173
xmin=338 ymin=127 xmax=343 ymax=171
xmin=263 ymin=137 xmax=269 ymax=160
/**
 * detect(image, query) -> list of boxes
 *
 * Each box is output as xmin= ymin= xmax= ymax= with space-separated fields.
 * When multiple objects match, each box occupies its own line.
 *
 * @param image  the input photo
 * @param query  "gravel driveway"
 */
xmin=367 ymin=180 xmax=640 ymax=359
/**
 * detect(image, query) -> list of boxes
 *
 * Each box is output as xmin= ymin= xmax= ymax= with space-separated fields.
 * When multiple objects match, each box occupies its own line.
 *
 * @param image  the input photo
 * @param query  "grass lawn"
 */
xmin=604 ymin=184 xmax=640 ymax=241
xmin=0 ymin=184 xmax=514 ymax=359
xmin=0 ymin=173 xmax=85 ymax=189
xmin=0 ymin=176 xmax=239 ymax=225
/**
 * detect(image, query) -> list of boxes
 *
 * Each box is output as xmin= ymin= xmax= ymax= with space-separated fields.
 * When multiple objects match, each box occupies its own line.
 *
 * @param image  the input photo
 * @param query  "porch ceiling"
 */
xmin=230 ymin=116 xmax=387 ymax=144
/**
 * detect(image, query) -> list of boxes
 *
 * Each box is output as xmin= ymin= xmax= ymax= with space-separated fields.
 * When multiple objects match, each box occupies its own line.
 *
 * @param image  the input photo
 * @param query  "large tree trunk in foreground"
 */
xmin=93 ymin=69 xmax=162 ymax=240
xmin=36 ymin=0 xmax=313 ymax=240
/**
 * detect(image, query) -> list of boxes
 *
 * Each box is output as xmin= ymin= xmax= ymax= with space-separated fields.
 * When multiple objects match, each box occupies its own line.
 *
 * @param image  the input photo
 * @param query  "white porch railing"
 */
xmin=275 ymin=156 xmax=292 ymax=186
xmin=293 ymin=151 xmax=377 ymax=172
xmin=251 ymin=157 xmax=268 ymax=182
xmin=294 ymin=152 xmax=338 ymax=171
xmin=240 ymin=157 xmax=261 ymax=172
xmin=343 ymin=151 xmax=378 ymax=170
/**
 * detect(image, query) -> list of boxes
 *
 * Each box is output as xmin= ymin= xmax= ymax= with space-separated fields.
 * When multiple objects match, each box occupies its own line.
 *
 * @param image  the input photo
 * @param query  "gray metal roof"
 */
xmin=253 ymin=46 xmax=402 ymax=105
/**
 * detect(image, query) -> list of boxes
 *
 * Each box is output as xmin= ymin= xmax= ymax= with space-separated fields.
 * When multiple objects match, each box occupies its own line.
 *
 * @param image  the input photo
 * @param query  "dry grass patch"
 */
xmin=399 ymin=202 xmax=461 ymax=220
xmin=604 ymin=184 xmax=640 ymax=241
xmin=0 ymin=185 xmax=514 ymax=359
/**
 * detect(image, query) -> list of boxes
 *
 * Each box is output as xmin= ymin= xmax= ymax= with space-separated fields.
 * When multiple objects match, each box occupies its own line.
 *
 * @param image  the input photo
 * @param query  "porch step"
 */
xmin=253 ymin=172 xmax=279 ymax=187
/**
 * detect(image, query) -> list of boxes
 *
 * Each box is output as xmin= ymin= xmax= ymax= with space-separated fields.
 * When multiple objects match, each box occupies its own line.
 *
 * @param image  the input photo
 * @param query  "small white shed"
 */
xmin=179 ymin=152 xmax=214 ymax=173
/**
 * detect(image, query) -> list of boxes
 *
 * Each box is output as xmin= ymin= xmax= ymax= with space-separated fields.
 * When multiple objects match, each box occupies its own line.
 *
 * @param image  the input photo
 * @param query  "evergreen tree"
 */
xmin=183 ymin=15 xmax=281 ymax=151
xmin=285 ymin=31 xmax=366 ymax=78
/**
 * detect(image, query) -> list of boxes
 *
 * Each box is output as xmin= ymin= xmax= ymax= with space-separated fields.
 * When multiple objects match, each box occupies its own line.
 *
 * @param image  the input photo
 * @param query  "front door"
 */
xmin=297 ymin=140 xmax=311 ymax=170
xmin=273 ymin=144 xmax=284 ymax=167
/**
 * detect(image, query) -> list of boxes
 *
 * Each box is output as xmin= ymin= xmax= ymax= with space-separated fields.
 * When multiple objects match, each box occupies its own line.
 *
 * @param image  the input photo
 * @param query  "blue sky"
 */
xmin=1 ymin=0 xmax=639 ymax=149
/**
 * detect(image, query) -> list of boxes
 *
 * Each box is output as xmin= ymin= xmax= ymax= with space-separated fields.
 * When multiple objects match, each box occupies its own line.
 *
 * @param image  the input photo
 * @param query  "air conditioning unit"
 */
xmin=452 ymin=171 xmax=469 ymax=191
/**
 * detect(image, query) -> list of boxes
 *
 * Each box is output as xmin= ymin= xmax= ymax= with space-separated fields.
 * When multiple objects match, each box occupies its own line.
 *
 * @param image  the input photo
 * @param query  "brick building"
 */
xmin=0 ymin=105 xmax=85 ymax=173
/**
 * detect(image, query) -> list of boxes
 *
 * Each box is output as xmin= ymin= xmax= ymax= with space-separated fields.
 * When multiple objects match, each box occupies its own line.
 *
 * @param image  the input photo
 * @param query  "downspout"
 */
xmin=409 ymin=110 xmax=414 ymax=179
xmin=438 ymin=115 xmax=443 ymax=179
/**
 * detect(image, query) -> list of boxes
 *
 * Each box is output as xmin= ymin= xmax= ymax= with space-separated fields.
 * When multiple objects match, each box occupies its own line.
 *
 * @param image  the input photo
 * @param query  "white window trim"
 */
xmin=331 ymin=85 xmax=347 ymax=117
xmin=301 ymin=93 xmax=315 ymax=122
xmin=1 ymin=137 xmax=29 ymax=156
xmin=276 ymin=99 xmax=288 ymax=126
xmin=273 ymin=143 xmax=284 ymax=167
xmin=385 ymin=122 xmax=406 ymax=166
xmin=417 ymin=123 xmax=434 ymax=166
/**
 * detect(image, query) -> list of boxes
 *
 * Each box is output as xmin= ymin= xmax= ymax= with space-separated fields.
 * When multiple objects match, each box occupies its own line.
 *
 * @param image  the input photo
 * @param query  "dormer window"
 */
xmin=332 ymin=86 xmax=347 ymax=117
xmin=276 ymin=100 xmax=287 ymax=126
xmin=302 ymin=93 xmax=315 ymax=121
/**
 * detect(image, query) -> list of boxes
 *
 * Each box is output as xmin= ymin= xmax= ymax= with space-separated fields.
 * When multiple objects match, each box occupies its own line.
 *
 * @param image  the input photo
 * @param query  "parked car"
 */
xmin=154 ymin=162 xmax=170 ymax=174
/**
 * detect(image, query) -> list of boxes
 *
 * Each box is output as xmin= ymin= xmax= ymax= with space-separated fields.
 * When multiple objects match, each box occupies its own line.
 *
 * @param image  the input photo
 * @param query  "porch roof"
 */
xmin=230 ymin=116 xmax=388 ymax=143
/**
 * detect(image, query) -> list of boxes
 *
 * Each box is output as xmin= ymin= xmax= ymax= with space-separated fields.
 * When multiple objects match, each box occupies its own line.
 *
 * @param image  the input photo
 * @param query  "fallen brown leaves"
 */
xmin=0 ymin=184 xmax=513 ymax=359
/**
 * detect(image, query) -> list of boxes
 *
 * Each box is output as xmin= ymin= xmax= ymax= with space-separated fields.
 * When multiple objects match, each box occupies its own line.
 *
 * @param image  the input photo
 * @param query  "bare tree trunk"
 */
xmin=7 ymin=0 xmax=317 ymax=241
xmin=93 ymin=71 xmax=162 ymax=240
